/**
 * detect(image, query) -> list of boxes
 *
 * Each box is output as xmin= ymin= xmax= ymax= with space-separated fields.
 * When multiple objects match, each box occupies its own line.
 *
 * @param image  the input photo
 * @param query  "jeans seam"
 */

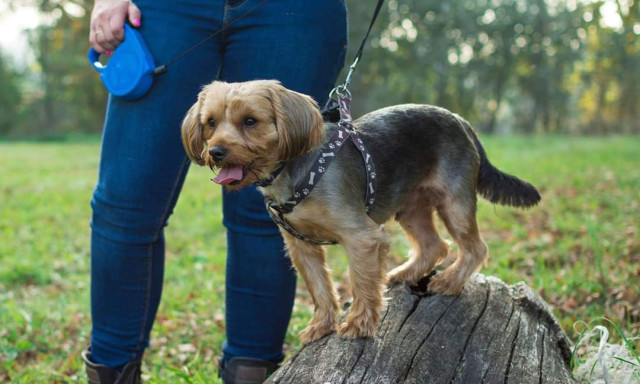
xmin=135 ymin=242 xmax=154 ymax=359
xmin=131 ymin=158 xmax=188 ymax=358
xmin=221 ymin=2 xmax=230 ymax=54
xmin=152 ymin=157 xmax=190 ymax=242
xmin=224 ymin=0 xmax=249 ymax=11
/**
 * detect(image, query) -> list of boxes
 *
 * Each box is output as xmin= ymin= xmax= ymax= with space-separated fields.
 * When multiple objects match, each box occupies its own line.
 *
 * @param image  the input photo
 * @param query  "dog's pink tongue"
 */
xmin=213 ymin=165 xmax=244 ymax=185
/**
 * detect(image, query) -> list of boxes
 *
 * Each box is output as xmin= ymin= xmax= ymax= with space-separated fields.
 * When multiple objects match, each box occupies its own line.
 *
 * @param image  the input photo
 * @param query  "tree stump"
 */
xmin=266 ymin=273 xmax=575 ymax=384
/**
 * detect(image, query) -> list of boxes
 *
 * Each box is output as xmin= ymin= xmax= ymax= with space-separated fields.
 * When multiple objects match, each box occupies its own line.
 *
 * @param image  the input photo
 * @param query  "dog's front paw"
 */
xmin=336 ymin=307 xmax=379 ymax=340
xmin=300 ymin=319 xmax=337 ymax=344
xmin=428 ymin=271 xmax=465 ymax=295
xmin=386 ymin=265 xmax=419 ymax=286
xmin=337 ymin=318 xmax=377 ymax=339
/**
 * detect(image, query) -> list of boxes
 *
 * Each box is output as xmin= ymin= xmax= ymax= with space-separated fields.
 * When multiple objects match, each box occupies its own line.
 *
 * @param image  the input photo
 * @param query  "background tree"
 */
xmin=0 ymin=51 xmax=22 ymax=136
xmin=2 ymin=0 xmax=639 ymax=138
xmin=8 ymin=0 xmax=106 ymax=138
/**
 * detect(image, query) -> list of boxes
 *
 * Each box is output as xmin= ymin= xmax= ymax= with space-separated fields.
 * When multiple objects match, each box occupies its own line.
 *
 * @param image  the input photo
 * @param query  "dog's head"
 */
xmin=181 ymin=80 xmax=325 ymax=189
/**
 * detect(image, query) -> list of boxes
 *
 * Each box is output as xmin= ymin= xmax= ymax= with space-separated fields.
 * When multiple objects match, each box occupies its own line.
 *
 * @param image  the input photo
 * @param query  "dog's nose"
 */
xmin=209 ymin=146 xmax=227 ymax=162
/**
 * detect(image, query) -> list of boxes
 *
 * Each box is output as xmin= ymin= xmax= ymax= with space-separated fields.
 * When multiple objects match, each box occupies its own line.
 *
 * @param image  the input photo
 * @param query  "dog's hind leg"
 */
xmin=387 ymin=206 xmax=449 ymax=285
xmin=429 ymin=195 xmax=488 ymax=295
xmin=282 ymin=232 xmax=339 ymax=344
xmin=338 ymin=223 xmax=390 ymax=339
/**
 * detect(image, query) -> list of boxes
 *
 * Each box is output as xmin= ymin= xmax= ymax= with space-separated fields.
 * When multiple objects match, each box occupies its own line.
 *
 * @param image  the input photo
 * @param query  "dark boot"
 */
xmin=218 ymin=357 xmax=279 ymax=384
xmin=81 ymin=349 xmax=142 ymax=384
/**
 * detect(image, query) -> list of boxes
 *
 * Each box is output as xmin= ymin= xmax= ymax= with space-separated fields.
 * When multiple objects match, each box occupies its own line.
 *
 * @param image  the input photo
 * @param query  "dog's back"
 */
xmin=352 ymin=104 xmax=540 ymax=222
xmin=351 ymin=104 xmax=541 ymax=295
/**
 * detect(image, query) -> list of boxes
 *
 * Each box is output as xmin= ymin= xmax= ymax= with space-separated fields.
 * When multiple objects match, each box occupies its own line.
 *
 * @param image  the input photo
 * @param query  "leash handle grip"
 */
xmin=87 ymin=48 xmax=106 ymax=74
xmin=87 ymin=24 xmax=156 ymax=100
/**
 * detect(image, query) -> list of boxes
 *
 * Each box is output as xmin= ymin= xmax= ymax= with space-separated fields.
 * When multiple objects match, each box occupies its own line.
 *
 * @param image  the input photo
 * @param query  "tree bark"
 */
xmin=267 ymin=273 xmax=574 ymax=384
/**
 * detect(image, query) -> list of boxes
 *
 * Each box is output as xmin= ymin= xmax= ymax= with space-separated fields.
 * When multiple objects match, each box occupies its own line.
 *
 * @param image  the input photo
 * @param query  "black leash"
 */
xmin=152 ymin=0 xmax=272 ymax=76
xmin=334 ymin=0 xmax=385 ymax=93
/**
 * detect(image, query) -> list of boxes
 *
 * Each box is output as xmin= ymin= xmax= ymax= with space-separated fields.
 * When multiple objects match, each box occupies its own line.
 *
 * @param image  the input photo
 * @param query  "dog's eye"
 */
xmin=207 ymin=118 xmax=216 ymax=129
xmin=243 ymin=117 xmax=257 ymax=128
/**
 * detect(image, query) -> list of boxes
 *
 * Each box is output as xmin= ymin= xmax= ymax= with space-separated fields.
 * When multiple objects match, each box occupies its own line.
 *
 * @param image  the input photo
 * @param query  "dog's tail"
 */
xmin=460 ymin=119 xmax=541 ymax=208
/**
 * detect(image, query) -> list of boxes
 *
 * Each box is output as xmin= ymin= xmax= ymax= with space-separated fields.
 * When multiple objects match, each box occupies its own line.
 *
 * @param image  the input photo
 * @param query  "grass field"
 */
xmin=1 ymin=135 xmax=639 ymax=383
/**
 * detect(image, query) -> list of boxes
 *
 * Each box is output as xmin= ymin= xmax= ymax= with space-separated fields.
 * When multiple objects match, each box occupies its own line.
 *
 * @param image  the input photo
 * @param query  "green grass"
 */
xmin=1 ymin=135 xmax=639 ymax=383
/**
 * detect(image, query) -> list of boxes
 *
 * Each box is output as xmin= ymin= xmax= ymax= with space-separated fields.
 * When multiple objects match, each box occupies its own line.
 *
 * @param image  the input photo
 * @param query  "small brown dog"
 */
xmin=181 ymin=80 xmax=540 ymax=344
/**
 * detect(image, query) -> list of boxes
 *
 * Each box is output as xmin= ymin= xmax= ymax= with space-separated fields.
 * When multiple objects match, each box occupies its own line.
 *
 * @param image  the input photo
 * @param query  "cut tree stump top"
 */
xmin=267 ymin=273 xmax=575 ymax=384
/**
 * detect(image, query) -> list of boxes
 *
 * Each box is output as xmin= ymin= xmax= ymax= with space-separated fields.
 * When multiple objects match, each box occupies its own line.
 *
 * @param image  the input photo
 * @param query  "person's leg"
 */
xmin=89 ymin=0 xmax=225 ymax=370
xmin=219 ymin=0 xmax=348 ymax=364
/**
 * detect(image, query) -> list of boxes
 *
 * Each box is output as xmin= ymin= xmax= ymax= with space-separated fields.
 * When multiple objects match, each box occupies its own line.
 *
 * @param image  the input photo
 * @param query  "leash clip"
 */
xmin=329 ymin=83 xmax=352 ymax=103
xmin=330 ymin=58 xmax=357 ymax=101
xmin=327 ymin=0 xmax=384 ymax=104
xmin=343 ymin=57 xmax=359 ymax=90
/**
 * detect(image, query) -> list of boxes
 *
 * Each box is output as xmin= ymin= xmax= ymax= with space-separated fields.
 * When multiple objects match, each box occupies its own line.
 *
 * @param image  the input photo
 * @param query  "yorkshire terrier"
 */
xmin=181 ymin=80 xmax=540 ymax=344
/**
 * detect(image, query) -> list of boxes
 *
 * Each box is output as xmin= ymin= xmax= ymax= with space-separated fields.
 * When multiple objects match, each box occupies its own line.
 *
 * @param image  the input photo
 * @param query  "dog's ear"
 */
xmin=269 ymin=83 xmax=325 ymax=160
xmin=181 ymin=91 xmax=206 ymax=166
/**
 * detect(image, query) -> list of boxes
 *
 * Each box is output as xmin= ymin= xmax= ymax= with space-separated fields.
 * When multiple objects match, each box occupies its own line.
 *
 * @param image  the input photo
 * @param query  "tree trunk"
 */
xmin=267 ymin=273 xmax=574 ymax=384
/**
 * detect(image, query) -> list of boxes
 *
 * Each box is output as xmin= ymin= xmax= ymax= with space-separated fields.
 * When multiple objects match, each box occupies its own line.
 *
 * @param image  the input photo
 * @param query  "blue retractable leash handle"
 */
xmin=87 ymin=24 xmax=158 ymax=100
xmin=87 ymin=0 xmax=271 ymax=101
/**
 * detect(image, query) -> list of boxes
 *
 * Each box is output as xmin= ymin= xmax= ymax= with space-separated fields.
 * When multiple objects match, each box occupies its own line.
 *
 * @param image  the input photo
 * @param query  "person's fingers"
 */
xmin=89 ymin=0 xmax=135 ymax=53
xmin=89 ymin=23 xmax=103 ymax=52
xmin=90 ymin=28 xmax=108 ymax=53
xmin=99 ymin=35 xmax=117 ymax=51
xmin=97 ymin=12 xmax=118 ymax=51
xmin=128 ymin=2 xmax=142 ymax=27
xmin=109 ymin=10 xmax=126 ymax=42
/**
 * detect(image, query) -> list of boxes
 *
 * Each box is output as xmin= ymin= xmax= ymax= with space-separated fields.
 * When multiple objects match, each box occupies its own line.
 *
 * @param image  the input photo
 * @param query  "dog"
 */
xmin=181 ymin=80 xmax=541 ymax=344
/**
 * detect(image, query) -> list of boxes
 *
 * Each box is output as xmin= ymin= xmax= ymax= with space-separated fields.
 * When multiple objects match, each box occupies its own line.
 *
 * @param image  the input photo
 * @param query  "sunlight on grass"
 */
xmin=1 ymin=135 xmax=639 ymax=382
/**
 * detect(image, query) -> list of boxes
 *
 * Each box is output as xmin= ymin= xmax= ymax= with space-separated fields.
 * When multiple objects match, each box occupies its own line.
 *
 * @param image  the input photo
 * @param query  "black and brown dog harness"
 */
xmin=262 ymin=0 xmax=384 ymax=244
xmin=264 ymin=93 xmax=377 ymax=245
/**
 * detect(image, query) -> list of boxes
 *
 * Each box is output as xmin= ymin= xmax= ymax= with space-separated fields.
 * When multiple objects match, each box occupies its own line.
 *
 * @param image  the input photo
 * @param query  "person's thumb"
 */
xmin=128 ymin=2 xmax=142 ymax=27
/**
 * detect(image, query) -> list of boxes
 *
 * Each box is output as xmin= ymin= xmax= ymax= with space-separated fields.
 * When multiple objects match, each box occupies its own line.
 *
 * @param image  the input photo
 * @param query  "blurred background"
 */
xmin=1 ymin=0 xmax=639 ymax=382
xmin=1 ymin=0 xmax=639 ymax=138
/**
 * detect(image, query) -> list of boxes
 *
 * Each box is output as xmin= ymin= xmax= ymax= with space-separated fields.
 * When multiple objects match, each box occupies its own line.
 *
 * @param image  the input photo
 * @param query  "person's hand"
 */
xmin=89 ymin=0 xmax=141 ymax=54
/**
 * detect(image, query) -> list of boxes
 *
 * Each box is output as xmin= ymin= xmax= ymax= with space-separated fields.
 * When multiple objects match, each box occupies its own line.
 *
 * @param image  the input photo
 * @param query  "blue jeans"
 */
xmin=90 ymin=0 xmax=347 ymax=370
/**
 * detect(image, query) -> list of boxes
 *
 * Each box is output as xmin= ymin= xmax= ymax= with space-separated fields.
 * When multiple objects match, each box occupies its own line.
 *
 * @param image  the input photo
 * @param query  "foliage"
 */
xmin=1 ymin=0 xmax=639 ymax=137
xmin=0 ymin=51 xmax=22 ymax=135
xmin=0 ymin=136 xmax=638 ymax=382
xmin=344 ymin=0 xmax=640 ymax=133
xmin=6 ymin=0 xmax=106 ymax=138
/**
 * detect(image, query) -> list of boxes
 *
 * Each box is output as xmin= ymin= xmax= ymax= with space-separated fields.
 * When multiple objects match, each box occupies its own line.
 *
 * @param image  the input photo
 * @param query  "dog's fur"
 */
xmin=182 ymin=80 xmax=541 ymax=343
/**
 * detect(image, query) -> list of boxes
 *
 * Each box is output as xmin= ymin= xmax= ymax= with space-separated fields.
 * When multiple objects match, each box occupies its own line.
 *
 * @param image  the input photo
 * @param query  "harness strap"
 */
xmin=263 ymin=0 xmax=384 ymax=244
xmin=265 ymin=93 xmax=376 ymax=244
xmin=266 ymin=201 xmax=338 ymax=245
xmin=269 ymin=93 xmax=376 ymax=212
xmin=256 ymin=162 xmax=286 ymax=188
xmin=337 ymin=93 xmax=376 ymax=212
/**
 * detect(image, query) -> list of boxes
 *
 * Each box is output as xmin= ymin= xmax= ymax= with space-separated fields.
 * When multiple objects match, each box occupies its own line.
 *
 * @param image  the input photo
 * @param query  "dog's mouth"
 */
xmin=210 ymin=160 xmax=263 ymax=186
xmin=212 ymin=164 xmax=246 ymax=186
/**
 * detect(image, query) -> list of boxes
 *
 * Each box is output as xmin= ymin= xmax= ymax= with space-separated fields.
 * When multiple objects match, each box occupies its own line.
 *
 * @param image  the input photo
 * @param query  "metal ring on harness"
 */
xmin=329 ymin=84 xmax=351 ymax=103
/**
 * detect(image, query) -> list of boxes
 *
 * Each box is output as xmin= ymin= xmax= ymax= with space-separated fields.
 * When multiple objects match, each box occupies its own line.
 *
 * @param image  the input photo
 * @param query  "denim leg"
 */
xmin=221 ymin=209 xmax=296 ymax=362
xmin=220 ymin=0 xmax=348 ymax=362
xmin=90 ymin=0 xmax=347 ymax=369
xmin=89 ymin=0 xmax=225 ymax=369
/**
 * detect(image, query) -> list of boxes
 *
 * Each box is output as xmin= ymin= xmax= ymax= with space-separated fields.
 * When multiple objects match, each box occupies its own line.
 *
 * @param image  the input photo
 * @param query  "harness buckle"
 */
xmin=268 ymin=201 xmax=294 ymax=215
